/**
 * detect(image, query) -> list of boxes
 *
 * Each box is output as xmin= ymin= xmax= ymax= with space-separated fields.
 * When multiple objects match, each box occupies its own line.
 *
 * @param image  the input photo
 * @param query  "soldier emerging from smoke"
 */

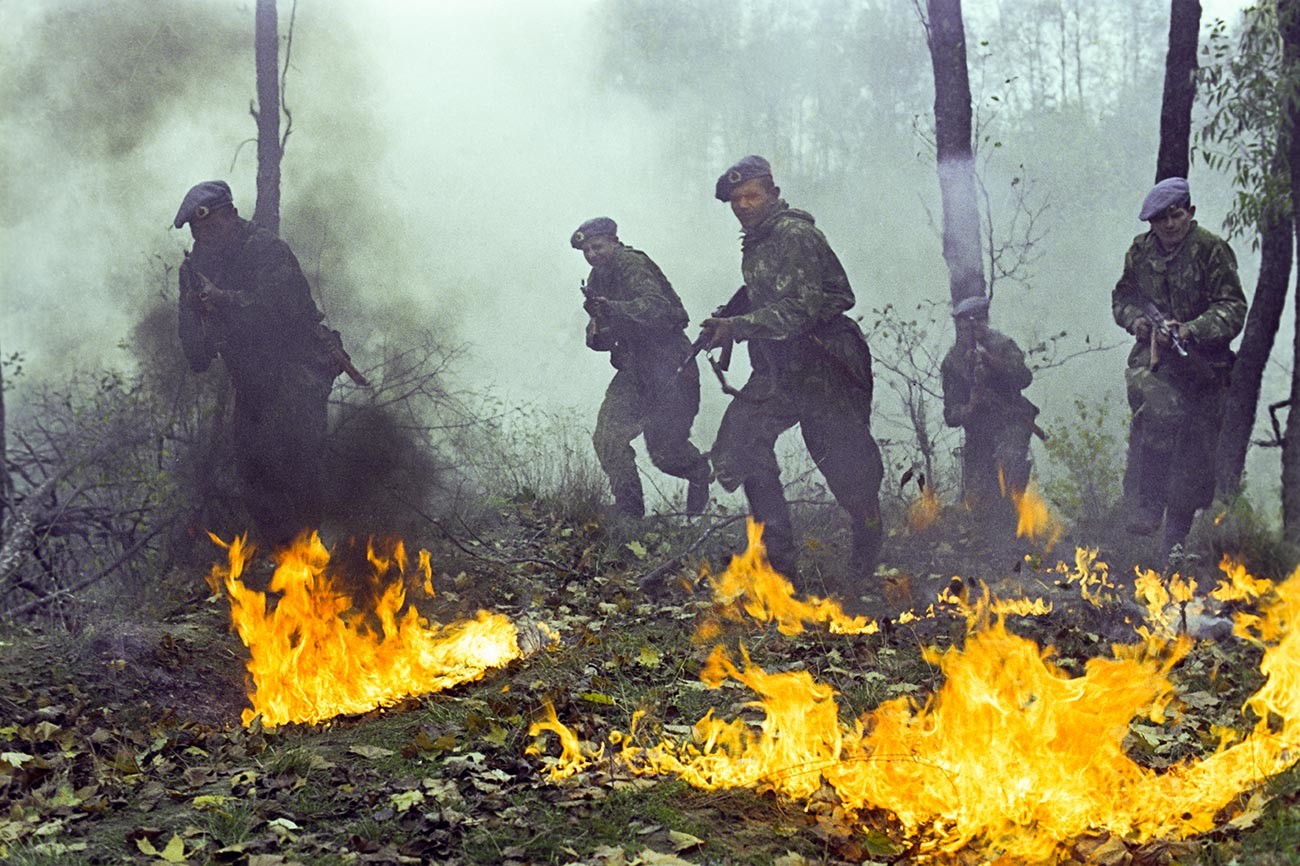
xmin=1112 ymin=177 xmax=1246 ymax=558
xmin=572 ymin=217 xmax=711 ymax=518
xmin=698 ymin=156 xmax=884 ymax=596
xmin=173 ymin=181 xmax=344 ymax=550
xmin=940 ymin=296 xmax=1039 ymax=517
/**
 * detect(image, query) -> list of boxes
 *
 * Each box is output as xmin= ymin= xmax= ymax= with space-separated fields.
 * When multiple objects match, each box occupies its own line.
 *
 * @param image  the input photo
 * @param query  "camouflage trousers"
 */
xmin=961 ymin=418 xmax=1032 ymax=509
xmin=232 ymin=367 xmax=332 ymax=549
xmin=1125 ymin=363 xmax=1226 ymax=515
xmin=593 ymin=362 xmax=709 ymax=516
xmin=711 ymin=368 xmax=884 ymax=579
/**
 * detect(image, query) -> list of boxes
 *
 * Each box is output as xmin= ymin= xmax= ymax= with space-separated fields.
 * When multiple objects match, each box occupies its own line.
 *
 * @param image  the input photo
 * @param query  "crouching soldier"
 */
xmin=174 ymin=180 xmax=353 ymax=550
xmin=571 ymin=217 xmax=711 ymax=518
xmin=940 ymin=295 xmax=1039 ymax=516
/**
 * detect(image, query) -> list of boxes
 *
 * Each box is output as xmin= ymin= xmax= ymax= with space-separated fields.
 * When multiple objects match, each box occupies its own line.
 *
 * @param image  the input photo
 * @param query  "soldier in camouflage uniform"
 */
xmin=941 ymin=296 xmax=1039 ymax=515
xmin=173 ymin=181 xmax=342 ymax=550
xmin=700 ymin=156 xmax=884 ymax=592
xmin=1112 ymin=177 xmax=1246 ymax=557
xmin=572 ymin=217 xmax=711 ymax=518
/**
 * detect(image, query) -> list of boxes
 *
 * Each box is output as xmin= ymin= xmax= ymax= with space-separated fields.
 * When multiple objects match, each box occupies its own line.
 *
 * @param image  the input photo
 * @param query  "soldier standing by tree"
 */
xmin=572 ymin=217 xmax=711 ymax=518
xmin=174 ymin=180 xmax=346 ymax=550
xmin=1113 ymin=177 xmax=1246 ymax=559
xmin=940 ymin=296 xmax=1038 ymax=517
xmin=698 ymin=156 xmax=884 ymax=596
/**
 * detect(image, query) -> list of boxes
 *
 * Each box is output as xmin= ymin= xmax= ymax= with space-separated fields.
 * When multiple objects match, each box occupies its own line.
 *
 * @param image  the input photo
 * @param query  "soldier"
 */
xmin=699 ymin=156 xmax=884 ymax=592
xmin=173 ymin=180 xmax=345 ymax=550
xmin=940 ymin=296 xmax=1039 ymax=514
xmin=1112 ymin=177 xmax=1246 ymax=557
xmin=572 ymin=217 xmax=711 ymax=518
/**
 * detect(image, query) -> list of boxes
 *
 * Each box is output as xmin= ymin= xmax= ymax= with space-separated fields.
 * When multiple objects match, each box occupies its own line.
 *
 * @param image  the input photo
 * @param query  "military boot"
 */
xmin=848 ymin=519 xmax=882 ymax=583
xmin=743 ymin=475 xmax=799 ymax=586
xmin=1161 ymin=508 xmax=1195 ymax=565
xmin=685 ymin=465 xmax=711 ymax=516
xmin=611 ymin=478 xmax=646 ymax=519
xmin=1125 ymin=446 xmax=1171 ymax=536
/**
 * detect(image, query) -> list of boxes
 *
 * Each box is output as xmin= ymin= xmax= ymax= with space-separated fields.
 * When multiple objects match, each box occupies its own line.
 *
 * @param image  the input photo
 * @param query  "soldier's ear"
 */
xmin=771 ymin=185 xmax=781 ymax=199
xmin=1186 ymin=204 xmax=1196 ymax=219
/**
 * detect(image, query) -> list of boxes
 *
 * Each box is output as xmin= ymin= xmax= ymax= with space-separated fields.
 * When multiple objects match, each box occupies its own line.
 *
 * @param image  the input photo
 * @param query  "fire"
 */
xmin=531 ymin=524 xmax=1300 ymax=862
xmin=906 ymin=483 xmax=941 ymax=532
xmin=704 ymin=518 xmax=878 ymax=636
xmin=207 ymin=532 xmax=522 ymax=727
xmin=1011 ymin=480 xmax=1064 ymax=550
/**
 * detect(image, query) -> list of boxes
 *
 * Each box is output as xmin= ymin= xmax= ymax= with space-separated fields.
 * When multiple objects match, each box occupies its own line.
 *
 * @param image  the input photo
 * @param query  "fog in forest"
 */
xmin=1 ymin=0 xmax=1292 ymax=514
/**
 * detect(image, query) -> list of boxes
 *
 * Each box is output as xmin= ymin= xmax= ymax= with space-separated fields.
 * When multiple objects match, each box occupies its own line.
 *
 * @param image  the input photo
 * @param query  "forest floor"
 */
xmin=3 ymin=495 xmax=1300 ymax=866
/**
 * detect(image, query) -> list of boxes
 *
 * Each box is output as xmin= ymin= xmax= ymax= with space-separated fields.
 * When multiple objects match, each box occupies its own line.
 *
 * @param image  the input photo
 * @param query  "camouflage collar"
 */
xmin=742 ymin=201 xmax=815 ymax=248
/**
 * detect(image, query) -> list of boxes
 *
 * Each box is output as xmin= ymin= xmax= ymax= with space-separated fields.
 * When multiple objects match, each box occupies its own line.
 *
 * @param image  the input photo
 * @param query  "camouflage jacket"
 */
xmin=940 ymin=328 xmax=1038 ymax=431
xmin=178 ymin=217 xmax=333 ymax=394
xmin=730 ymin=203 xmax=872 ymax=393
xmin=1112 ymin=223 xmax=1246 ymax=370
xmin=583 ymin=244 xmax=692 ymax=375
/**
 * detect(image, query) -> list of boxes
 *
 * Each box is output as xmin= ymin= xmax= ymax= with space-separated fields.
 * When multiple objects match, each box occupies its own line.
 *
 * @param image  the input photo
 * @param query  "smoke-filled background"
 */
xmin=1 ymin=0 xmax=1291 ymax=517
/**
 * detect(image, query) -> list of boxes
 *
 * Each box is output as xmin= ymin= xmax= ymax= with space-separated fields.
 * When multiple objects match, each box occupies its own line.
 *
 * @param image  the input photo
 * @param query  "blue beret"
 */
xmin=952 ymin=296 xmax=990 ymax=319
xmin=714 ymin=155 xmax=772 ymax=201
xmin=1139 ymin=177 xmax=1191 ymax=221
xmin=571 ymin=216 xmax=617 ymax=248
xmin=174 ymin=180 xmax=233 ymax=228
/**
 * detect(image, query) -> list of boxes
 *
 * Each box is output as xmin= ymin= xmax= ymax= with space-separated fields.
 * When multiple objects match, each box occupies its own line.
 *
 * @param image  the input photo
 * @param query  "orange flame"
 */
xmin=906 ymin=483 xmax=941 ymax=532
xmin=704 ymin=519 xmax=878 ymax=636
xmin=532 ymin=526 xmax=1300 ymax=861
xmin=208 ymin=532 xmax=521 ymax=727
xmin=1011 ymin=480 xmax=1064 ymax=550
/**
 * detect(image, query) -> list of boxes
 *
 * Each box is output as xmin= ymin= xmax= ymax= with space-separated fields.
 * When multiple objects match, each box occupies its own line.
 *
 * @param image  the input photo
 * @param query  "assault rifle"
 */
xmin=1141 ymin=301 xmax=1189 ymax=373
xmin=679 ymin=286 xmax=750 ymax=376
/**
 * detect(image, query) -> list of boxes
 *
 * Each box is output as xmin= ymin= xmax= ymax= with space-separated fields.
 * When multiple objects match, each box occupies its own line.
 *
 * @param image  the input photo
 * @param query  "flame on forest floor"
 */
xmin=906 ymin=483 xmax=941 ymax=533
xmin=532 ymin=522 xmax=1300 ymax=863
xmin=207 ymin=532 xmax=522 ymax=727
xmin=1011 ymin=480 xmax=1065 ymax=550
xmin=701 ymin=518 xmax=879 ymax=637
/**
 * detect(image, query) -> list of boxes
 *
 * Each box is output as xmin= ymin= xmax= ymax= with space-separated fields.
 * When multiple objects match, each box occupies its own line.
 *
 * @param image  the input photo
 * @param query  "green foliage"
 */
xmin=1188 ymin=493 xmax=1300 ymax=581
xmin=458 ymin=399 xmax=609 ymax=523
xmin=1196 ymin=4 xmax=1294 ymax=243
xmin=1041 ymin=398 xmax=1124 ymax=527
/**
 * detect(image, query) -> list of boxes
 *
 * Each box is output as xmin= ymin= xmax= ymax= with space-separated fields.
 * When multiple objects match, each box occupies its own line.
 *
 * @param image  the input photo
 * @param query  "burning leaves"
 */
xmin=530 ymin=521 xmax=1300 ymax=863
xmin=207 ymin=532 xmax=525 ymax=727
xmin=5 ymin=500 xmax=1300 ymax=865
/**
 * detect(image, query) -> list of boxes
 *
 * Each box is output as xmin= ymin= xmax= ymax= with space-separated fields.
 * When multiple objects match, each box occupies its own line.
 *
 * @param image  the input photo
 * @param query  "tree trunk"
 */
xmin=1216 ymin=201 xmax=1293 ymax=498
xmin=1282 ymin=0 xmax=1300 ymax=543
xmin=0 ymin=340 xmax=8 ymax=531
xmin=1127 ymin=0 xmax=1203 ymax=503
xmin=1155 ymin=0 xmax=1201 ymax=182
xmin=925 ymin=0 xmax=986 ymax=306
xmin=253 ymin=0 xmax=282 ymax=236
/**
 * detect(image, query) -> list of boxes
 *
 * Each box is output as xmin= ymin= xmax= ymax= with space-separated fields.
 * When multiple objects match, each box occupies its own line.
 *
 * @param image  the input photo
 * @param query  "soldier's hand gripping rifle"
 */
xmin=678 ymin=286 xmax=750 ymax=376
xmin=1141 ymin=301 xmax=1189 ymax=372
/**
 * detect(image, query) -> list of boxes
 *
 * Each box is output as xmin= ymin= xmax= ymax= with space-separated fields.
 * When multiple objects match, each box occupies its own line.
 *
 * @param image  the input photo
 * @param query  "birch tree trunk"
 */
xmin=253 ymin=0 xmax=282 ymax=236
xmin=924 ymin=0 xmax=985 ymax=306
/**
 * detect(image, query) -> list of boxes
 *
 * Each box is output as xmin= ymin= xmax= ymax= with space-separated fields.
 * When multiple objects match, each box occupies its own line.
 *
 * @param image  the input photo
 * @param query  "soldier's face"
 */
xmin=582 ymin=236 xmax=618 ymax=267
xmin=729 ymin=178 xmax=778 ymax=230
xmin=1149 ymin=203 xmax=1195 ymax=247
xmin=190 ymin=209 xmax=236 ymax=246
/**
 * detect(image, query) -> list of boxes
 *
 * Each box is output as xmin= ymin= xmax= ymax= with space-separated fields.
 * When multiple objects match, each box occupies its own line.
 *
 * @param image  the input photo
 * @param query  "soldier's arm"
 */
xmin=940 ymin=349 xmax=970 ymax=428
xmin=976 ymin=333 xmax=1032 ymax=391
xmin=729 ymin=226 xmax=853 ymax=341
xmin=177 ymin=262 xmax=216 ymax=372
xmin=1111 ymin=242 xmax=1149 ymax=334
xmin=599 ymin=256 xmax=688 ymax=331
xmin=1183 ymin=239 xmax=1246 ymax=348
xmin=211 ymin=237 xmax=323 ymax=330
